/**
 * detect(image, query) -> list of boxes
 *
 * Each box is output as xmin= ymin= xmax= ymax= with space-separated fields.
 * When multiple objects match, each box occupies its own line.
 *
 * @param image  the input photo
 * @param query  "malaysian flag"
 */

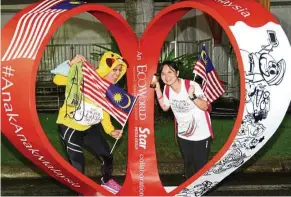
xmin=2 ymin=0 xmax=85 ymax=61
xmin=193 ymin=44 xmax=225 ymax=103
xmin=81 ymin=61 xmax=137 ymax=127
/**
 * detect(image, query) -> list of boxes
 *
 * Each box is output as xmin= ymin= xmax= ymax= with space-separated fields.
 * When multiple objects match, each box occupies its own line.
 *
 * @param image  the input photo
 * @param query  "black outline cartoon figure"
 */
xmin=177 ymin=181 xmax=218 ymax=197
xmin=205 ymin=148 xmax=248 ymax=175
xmin=245 ymin=30 xmax=285 ymax=85
xmin=204 ymin=30 xmax=287 ymax=177
xmin=241 ymin=30 xmax=286 ymax=123
xmin=177 ymin=30 xmax=288 ymax=197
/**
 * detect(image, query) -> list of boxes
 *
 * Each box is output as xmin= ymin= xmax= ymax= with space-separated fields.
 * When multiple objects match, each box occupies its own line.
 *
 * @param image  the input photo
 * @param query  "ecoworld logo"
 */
xmin=136 ymin=64 xmax=147 ymax=121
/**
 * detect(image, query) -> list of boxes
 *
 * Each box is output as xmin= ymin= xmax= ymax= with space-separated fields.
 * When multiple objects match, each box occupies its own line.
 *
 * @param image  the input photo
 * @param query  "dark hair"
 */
xmin=158 ymin=60 xmax=179 ymax=75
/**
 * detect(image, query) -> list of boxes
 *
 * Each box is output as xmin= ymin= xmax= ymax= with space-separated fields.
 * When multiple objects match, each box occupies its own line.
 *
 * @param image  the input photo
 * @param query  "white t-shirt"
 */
xmin=163 ymin=79 xmax=212 ymax=141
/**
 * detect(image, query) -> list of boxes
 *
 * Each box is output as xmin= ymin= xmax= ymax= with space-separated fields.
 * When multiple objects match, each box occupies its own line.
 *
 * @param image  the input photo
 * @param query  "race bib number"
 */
xmin=73 ymin=102 xmax=103 ymax=126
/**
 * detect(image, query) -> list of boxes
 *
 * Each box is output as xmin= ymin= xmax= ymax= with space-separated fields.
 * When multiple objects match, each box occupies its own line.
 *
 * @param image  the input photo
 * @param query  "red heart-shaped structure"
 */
xmin=2 ymin=0 xmax=291 ymax=196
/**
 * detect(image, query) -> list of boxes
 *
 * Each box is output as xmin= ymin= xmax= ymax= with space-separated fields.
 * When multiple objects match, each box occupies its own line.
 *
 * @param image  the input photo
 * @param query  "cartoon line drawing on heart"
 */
xmin=1 ymin=0 xmax=291 ymax=196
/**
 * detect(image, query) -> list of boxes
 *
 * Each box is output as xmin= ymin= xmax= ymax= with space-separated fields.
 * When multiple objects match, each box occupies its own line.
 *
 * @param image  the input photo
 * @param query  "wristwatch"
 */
xmin=189 ymin=95 xmax=197 ymax=101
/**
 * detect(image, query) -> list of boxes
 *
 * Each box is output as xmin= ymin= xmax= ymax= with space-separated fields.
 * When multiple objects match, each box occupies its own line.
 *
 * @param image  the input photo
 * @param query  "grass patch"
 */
xmin=1 ymin=113 xmax=291 ymax=166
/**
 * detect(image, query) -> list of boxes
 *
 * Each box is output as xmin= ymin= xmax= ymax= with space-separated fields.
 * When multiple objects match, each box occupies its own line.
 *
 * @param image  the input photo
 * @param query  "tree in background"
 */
xmin=125 ymin=0 xmax=155 ymax=39
xmin=91 ymin=0 xmax=155 ymax=87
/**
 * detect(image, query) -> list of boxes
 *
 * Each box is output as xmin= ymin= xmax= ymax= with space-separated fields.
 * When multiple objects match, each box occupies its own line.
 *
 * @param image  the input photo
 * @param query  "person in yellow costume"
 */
xmin=51 ymin=51 xmax=127 ymax=194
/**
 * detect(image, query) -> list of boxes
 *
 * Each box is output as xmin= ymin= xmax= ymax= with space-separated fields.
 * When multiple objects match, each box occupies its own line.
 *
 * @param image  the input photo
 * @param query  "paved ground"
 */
xmin=2 ymin=159 xmax=291 ymax=178
xmin=2 ymin=172 xmax=291 ymax=196
xmin=2 ymin=157 xmax=291 ymax=196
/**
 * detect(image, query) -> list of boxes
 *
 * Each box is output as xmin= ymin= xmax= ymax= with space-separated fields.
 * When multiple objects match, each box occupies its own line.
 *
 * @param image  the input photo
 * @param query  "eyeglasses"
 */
xmin=112 ymin=68 xmax=123 ymax=73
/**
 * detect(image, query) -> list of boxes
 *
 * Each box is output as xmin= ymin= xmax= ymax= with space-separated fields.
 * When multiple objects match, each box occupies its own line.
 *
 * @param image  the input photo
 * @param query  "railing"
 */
xmin=37 ymin=43 xmax=111 ymax=82
xmin=36 ymin=39 xmax=239 ymax=111
xmin=161 ymin=39 xmax=213 ymax=59
xmin=37 ymin=39 xmax=213 ymax=82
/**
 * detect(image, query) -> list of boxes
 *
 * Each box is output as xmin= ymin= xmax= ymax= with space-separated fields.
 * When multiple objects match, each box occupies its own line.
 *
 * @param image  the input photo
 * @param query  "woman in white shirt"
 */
xmin=154 ymin=61 xmax=213 ymax=180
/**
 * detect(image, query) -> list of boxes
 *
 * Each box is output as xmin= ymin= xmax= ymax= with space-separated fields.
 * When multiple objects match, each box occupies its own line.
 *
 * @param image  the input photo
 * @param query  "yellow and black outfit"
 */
xmin=53 ymin=52 xmax=127 ymax=183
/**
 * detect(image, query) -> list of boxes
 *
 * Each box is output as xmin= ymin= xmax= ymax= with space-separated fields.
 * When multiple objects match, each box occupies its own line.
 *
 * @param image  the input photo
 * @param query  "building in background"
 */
xmin=2 ymin=0 xmax=291 ymax=110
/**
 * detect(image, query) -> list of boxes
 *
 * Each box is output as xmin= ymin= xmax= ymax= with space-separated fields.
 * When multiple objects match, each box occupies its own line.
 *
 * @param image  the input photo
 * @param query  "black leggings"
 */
xmin=58 ymin=124 xmax=113 ymax=183
xmin=178 ymin=137 xmax=212 ymax=180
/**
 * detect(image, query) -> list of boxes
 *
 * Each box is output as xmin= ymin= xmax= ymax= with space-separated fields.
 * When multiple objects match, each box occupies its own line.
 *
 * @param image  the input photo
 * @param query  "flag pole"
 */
xmin=110 ymin=95 xmax=139 ymax=154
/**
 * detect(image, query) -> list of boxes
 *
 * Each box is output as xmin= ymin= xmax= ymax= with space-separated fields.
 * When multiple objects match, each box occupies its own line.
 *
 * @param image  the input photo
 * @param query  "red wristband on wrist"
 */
xmin=158 ymin=95 xmax=163 ymax=100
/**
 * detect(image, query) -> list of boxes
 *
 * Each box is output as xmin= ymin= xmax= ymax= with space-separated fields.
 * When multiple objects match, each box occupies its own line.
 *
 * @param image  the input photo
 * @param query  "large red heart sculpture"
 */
xmin=2 ymin=0 xmax=291 ymax=196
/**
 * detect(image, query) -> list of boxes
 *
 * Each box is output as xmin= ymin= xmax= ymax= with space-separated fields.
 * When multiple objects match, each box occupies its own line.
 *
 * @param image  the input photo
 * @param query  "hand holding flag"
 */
xmin=193 ymin=44 xmax=226 ymax=103
xmin=81 ymin=61 xmax=137 ymax=127
xmin=81 ymin=61 xmax=138 ymax=153
xmin=111 ymin=129 xmax=123 ymax=139
xmin=105 ymin=81 xmax=139 ymax=153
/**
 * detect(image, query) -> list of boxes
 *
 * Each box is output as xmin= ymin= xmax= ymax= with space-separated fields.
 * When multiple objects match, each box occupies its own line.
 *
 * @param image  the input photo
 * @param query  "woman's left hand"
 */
xmin=188 ymin=86 xmax=195 ymax=97
xmin=155 ymin=81 xmax=161 ymax=90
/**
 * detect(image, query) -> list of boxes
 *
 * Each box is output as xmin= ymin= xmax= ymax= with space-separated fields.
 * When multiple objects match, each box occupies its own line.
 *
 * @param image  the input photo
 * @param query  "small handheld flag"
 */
xmin=81 ymin=61 xmax=137 ymax=127
xmin=106 ymin=85 xmax=136 ymax=114
xmin=193 ymin=44 xmax=226 ymax=103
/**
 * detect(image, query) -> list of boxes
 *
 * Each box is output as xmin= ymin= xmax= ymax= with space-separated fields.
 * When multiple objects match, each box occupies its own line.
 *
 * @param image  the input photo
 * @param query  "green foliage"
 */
xmin=159 ymin=48 xmax=199 ymax=79
xmin=160 ymin=49 xmax=176 ymax=61
xmin=2 ymin=114 xmax=291 ymax=165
